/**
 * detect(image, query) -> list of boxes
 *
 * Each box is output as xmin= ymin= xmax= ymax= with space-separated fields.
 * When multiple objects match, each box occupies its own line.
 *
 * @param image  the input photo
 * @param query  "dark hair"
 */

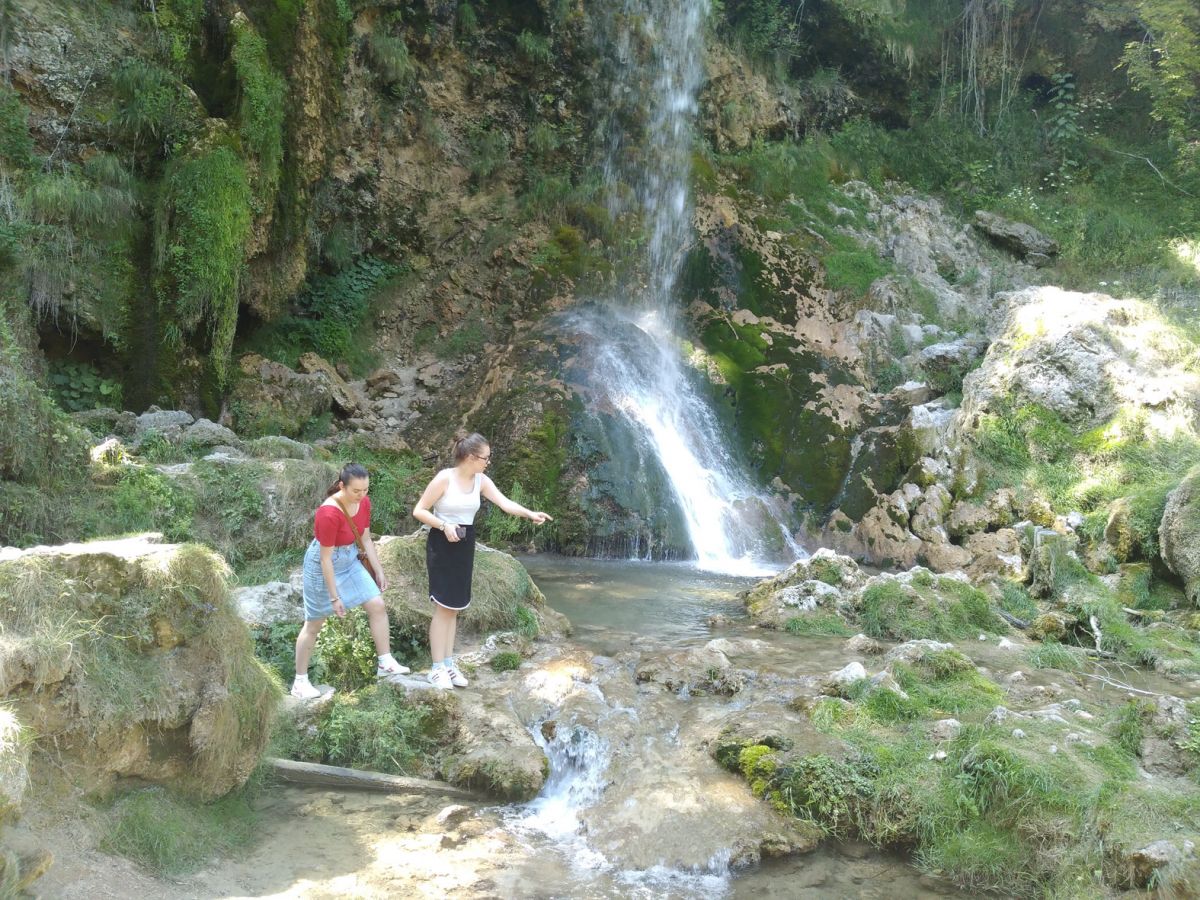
xmin=451 ymin=430 xmax=489 ymax=463
xmin=325 ymin=462 xmax=369 ymax=497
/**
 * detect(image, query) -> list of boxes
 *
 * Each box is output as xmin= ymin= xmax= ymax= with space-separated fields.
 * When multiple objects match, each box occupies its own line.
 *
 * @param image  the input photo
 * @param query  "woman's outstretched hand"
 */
xmin=528 ymin=511 xmax=553 ymax=525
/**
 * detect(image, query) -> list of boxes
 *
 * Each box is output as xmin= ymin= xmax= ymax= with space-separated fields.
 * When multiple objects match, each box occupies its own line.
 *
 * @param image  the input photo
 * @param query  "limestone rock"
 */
xmin=1028 ymin=611 xmax=1077 ymax=642
xmin=235 ymin=578 xmax=303 ymax=628
xmin=183 ymin=418 xmax=242 ymax=448
xmin=947 ymin=500 xmax=991 ymax=538
xmin=377 ymin=533 xmax=569 ymax=639
xmin=297 ymin=353 xmax=368 ymax=416
xmin=636 ymin=646 xmax=748 ymax=696
xmin=72 ymin=407 xmax=137 ymax=437
xmin=228 ymin=354 xmax=334 ymax=439
xmin=823 ymin=662 xmax=867 ymax=694
xmin=741 ymin=550 xmax=864 ymax=628
xmin=964 ymin=528 xmax=1024 ymax=581
xmin=884 ymin=639 xmax=954 ymax=665
xmin=134 ymin=407 xmax=194 ymax=441
xmin=910 ymin=484 xmax=952 ymax=542
xmin=1122 ymin=839 xmax=1196 ymax=889
xmin=0 ymin=536 xmax=278 ymax=800
xmin=972 ymin=210 xmax=1058 ymax=264
xmin=1159 ymin=466 xmax=1200 ymax=606
xmin=845 ymin=634 xmax=883 ymax=655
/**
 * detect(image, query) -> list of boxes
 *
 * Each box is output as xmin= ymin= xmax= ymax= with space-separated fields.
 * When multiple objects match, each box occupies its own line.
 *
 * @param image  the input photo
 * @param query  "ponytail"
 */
xmin=451 ymin=430 xmax=489 ymax=462
xmin=325 ymin=462 xmax=369 ymax=497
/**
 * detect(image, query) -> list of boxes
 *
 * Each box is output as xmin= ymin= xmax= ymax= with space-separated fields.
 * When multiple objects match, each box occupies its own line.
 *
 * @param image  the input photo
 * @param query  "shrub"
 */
xmin=516 ymin=30 xmax=553 ymax=66
xmin=490 ymin=651 xmax=522 ymax=672
xmin=308 ymin=685 xmax=449 ymax=774
xmin=468 ymin=127 xmax=511 ymax=187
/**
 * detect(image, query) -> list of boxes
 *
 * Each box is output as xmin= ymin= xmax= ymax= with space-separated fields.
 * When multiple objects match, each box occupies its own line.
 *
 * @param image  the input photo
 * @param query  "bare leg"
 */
xmin=363 ymin=597 xmax=391 ymax=655
xmin=447 ymin=610 xmax=459 ymax=660
xmin=295 ymin=618 xmax=326 ymax=675
xmin=429 ymin=604 xmax=459 ymax=663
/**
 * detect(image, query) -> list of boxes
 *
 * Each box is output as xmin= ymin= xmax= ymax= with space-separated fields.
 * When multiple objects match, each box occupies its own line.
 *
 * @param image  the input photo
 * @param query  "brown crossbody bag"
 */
xmin=333 ymin=497 xmax=383 ymax=589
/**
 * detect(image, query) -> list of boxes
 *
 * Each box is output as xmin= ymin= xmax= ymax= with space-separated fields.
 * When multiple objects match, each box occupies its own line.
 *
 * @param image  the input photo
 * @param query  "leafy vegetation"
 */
xmin=239 ymin=256 xmax=400 ymax=374
xmin=154 ymin=144 xmax=253 ymax=388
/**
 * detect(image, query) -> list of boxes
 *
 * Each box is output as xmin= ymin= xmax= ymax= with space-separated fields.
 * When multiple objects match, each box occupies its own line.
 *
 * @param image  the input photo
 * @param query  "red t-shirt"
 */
xmin=313 ymin=496 xmax=371 ymax=547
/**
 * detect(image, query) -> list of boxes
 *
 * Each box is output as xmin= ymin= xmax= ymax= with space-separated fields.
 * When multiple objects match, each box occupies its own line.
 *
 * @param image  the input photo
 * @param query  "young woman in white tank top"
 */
xmin=412 ymin=430 xmax=553 ymax=690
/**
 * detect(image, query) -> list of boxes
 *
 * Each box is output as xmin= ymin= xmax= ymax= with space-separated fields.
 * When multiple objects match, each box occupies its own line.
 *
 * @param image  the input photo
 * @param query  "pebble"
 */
xmin=928 ymin=750 xmax=948 ymax=762
xmin=1011 ymin=728 xmax=1026 ymax=739
xmin=1048 ymin=744 xmax=1059 ymax=754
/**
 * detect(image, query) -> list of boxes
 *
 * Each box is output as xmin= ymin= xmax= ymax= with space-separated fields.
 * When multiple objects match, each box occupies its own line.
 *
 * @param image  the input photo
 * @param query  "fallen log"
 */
xmin=264 ymin=757 xmax=479 ymax=799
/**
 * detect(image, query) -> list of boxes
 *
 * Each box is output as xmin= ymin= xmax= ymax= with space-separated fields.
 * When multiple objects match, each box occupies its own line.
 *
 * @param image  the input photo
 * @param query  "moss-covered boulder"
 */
xmin=0 ymin=536 xmax=279 ymax=800
xmin=740 ymin=549 xmax=865 ymax=629
xmin=377 ymin=532 xmax=569 ymax=638
xmin=1160 ymin=466 xmax=1200 ymax=607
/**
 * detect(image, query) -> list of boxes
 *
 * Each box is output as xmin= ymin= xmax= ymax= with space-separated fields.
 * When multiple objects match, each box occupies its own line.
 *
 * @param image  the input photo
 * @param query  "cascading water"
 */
xmin=573 ymin=0 xmax=804 ymax=576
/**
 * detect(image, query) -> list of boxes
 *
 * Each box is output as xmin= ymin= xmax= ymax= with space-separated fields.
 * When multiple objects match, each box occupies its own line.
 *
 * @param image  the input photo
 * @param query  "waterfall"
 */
xmin=573 ymin=0 xmax=804 ymax=575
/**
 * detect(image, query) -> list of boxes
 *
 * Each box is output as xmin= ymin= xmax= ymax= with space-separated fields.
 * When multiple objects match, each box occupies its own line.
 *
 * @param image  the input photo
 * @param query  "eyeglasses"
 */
xmin=473 ymin=453 xmax=492 ymax=462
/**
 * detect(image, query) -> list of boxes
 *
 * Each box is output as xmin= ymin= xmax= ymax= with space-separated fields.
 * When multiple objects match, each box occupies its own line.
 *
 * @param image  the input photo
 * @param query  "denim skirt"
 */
xmin=302 ymin=539 xmax=379 ymax=620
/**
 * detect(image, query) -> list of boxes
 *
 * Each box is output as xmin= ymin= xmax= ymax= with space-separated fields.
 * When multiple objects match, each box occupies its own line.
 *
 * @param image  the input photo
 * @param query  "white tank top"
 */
xmin=432 ymin=470 xmax=481 ymax=526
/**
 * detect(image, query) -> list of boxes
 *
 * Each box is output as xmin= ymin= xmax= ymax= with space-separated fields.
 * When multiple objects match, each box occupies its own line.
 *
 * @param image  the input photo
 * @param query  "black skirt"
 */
xmin=427 ymin=525 xmax=476 ymax=610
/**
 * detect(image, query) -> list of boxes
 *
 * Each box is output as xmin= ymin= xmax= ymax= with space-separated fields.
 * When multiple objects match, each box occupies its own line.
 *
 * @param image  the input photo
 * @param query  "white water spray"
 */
xmin=579 ymin=0 xmax=803 ymax=574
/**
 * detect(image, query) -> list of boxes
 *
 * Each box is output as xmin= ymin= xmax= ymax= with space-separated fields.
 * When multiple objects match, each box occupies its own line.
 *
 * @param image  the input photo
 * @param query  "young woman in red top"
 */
xmin=291 ymin=463 xmax=410 ymax=699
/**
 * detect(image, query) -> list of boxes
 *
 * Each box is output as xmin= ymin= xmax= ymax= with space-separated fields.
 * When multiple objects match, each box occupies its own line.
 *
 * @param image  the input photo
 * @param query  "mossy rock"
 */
xmin=1160 ymin=466 xmax=1200 ymax=607
xmin=834 ymin=425 xmax=921 ymax=521
xmin=0 ymin=536 xmax=279 ymax=800
xmin=377 ymin=532 xmax=569 ymax=638
xmin=740 ymin=549 xmax=865 ymax=628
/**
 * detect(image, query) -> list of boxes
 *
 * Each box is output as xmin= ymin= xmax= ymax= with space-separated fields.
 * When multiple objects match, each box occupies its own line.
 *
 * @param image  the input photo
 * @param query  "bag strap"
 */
xmin=332 ymin=497 xmax=367 ymax=554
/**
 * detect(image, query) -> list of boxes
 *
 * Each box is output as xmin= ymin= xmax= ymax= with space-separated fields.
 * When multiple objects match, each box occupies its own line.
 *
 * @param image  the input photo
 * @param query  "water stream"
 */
xmin=491 ymin=555 xmax=971 ymax=898
xmin=573 ymin=0 xmax=802 ymax=575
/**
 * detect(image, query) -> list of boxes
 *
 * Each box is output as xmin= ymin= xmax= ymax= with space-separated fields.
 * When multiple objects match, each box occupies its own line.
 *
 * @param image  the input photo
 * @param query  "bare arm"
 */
xmin=360 ymin=530 xmax=389 ymax=591
xmin=481 ymin=475 xmax=553 ymax=524
xmin=413 ymin=473 xmax=452 ymax=532
xmin=319 ymin=543 xmax=346 ymax=617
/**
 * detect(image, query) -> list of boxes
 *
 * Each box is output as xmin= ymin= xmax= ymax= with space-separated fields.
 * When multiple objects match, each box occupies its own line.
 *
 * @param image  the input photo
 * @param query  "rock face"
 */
xmin=972 ymin=211 xmax=1059 ymax=265
xmin=0 ymin=536 xmax=279 ymax=802
xmin=228 ymin=355 xmax=335 ymax=439
xmin=1160 ymin=466 xmax=1200 ymax=606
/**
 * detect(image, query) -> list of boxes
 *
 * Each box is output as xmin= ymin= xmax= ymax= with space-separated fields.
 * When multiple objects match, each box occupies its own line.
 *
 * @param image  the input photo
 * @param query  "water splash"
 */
xmin=576 ymin=0 xmax=804 ymax=574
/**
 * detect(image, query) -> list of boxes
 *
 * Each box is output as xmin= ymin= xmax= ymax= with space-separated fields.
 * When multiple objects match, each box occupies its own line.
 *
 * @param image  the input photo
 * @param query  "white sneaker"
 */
xmin=290 ymin=678 xmax=323 ymax=700
xmin=427 ymin=667 xmax=453 ymax=690
xmin=376 ymin=659 xmax=411 ymax=679
xmin=445 ymin=663 xmax=469 ymax=688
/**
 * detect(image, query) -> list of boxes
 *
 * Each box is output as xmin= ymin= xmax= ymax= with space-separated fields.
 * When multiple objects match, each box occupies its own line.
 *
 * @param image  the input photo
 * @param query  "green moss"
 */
xmin=238 ymin=256 xmax=401 ymax=375
xmin=859 ymin=576 xmax=1005 ymax=641
xmin=823 ymin=232 xmax=890 ymax=296
xmin=231 ymin=18 xmax=287 ymax=204
xmin=155 ymin=144 xmax=253 ymax=388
